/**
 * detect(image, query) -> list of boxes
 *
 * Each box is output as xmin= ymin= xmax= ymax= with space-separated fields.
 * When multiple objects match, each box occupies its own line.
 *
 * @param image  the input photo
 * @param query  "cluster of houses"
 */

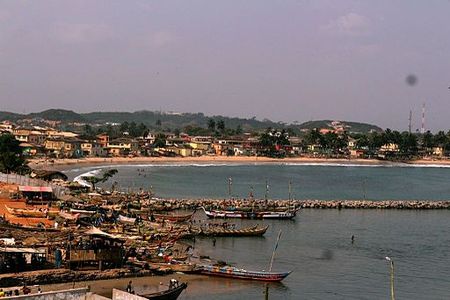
xmin=0 ymin=121 xmax=283 ymax=158
xmin=1 ymin=120 xmax=447 ymax=160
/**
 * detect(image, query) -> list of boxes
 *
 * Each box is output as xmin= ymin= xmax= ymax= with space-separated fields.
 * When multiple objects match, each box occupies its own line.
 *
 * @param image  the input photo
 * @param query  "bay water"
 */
xmin=64 ymin=163 xmax=450 ymax=299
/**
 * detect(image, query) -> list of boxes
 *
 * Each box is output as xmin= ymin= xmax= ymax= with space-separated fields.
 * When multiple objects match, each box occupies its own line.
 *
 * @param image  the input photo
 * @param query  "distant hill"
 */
xmin=83 ymin=111 xmax=285 ymax=131
xmin=296 ymin=120 xmax=383 ymax=133
xmin=28 ymin=109 xmax=86 ymax=123
xmin=0 ymin=109 xmax=382 ymax=133
xmin=0 ymin=111 xmax=22 ymax=122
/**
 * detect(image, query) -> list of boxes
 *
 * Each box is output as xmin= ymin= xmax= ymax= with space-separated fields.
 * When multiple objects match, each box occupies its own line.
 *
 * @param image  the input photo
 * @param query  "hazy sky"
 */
xmin=1 ymin=1 xmax=450 ymax=131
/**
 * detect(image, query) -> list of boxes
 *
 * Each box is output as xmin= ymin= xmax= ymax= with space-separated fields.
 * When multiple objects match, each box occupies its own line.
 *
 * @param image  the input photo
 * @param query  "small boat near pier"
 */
xmin=196 ymin=224 xmax=269 ymax=237
xmin=199 ymin=264 xmax=291 ymax=282
xmin=201 ymin=207 xmax=298 ymax=219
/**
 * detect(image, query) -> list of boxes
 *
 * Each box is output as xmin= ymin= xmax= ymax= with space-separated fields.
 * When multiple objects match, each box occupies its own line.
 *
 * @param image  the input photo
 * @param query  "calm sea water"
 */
xmin=67 ymin=163 xmax=450 ymax=201
xmin=63 ymin=163 xmax=450 ymax=299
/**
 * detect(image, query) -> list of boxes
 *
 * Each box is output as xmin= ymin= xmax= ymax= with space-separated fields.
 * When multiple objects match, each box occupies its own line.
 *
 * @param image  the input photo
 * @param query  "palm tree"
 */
xmin=207 ymin=119 xmax=216 ymax=132
xmin=217 ymin=120 xmax=225 ymax=133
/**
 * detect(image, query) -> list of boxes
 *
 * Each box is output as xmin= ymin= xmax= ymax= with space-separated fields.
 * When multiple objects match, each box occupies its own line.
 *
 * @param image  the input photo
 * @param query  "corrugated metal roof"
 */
xmin=18 ymin=186 xmax=53 ymax=192
xmin=1 ymin=247 xmax=46 ymax=254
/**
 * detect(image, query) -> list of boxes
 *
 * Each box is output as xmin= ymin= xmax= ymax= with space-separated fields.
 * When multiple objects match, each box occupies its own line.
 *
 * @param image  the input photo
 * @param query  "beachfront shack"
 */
xmin=68 ymin=228 xmax=124 ymax=270
xmin=0 ymin=247 xmax=47 ymax=273
xmin=18 ymin=185 xmax=54 ymax=203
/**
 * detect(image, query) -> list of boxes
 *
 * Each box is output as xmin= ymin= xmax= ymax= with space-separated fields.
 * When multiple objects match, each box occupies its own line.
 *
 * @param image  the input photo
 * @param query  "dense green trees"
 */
xmin=118 ymin=122 xmax=149 ymax=137
xmin=258 ymin=128 xmax=290 ymax=157
xmin=207 ymin=119 xmax=216 ymax=132
xmin=0 ymin=134 xmax=28 ymax=174
xmin=216 ymin=120 xmax=225 ymax=133
xmin=153 ymin=133 xmax=167 ymax=148
xmin=297 ymin=128 xmax=450 ymax=158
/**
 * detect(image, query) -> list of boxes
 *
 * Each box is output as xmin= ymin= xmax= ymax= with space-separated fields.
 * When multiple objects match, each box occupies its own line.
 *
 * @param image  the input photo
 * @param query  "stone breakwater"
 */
xmin=149 ymin=198 xmax=450 ymax=210
xmin=296 ymin=200 xmax=450 ymax=209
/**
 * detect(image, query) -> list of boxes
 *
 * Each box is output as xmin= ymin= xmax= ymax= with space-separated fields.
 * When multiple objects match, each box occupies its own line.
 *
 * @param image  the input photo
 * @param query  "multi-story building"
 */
xmin=81 ymin=141 xmax=107 ymax=157
xmin=96 ymin=134 xmax=109 ymax=148
xmin=45 ymin=138 xmax=83 ymax=158
xmin=107 ymin=138 xmax=139 ymax=156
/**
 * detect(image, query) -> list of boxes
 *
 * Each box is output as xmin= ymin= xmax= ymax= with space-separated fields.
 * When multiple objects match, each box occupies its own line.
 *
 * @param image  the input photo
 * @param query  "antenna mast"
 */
xmin=421 ymin=103 xmax=426 ymax=134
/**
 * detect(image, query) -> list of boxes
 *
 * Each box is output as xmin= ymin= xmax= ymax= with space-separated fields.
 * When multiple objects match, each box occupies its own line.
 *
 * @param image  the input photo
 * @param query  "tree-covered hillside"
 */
xmin=0 ymin=109 xmax=382 ymax=133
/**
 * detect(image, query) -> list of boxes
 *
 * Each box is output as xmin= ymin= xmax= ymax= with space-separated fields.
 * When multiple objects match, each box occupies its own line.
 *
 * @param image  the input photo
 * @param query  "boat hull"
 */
xmin=198 ymin=225 xmax=269 ymax=237
xmin=201 ymin=207 xmax=297 ymax=220
xmin=148 ymin=262 xmax=200 ymax=273
xmin=140 ymin=282 xmax=187 ymax=300
xmin=153 ymin=213 xmax=194 ymax=222
xmin=199 ymin=265 xmax=291 ymax=282
xmin=5 ymin=205 xmax=47 ymax=218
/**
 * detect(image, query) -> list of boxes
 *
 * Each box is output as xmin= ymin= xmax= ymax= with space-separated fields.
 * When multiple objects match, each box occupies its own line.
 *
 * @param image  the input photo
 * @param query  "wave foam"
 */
xmin=66 ymin=161 xmax=450 ymax=174
xmin=283 ymin=162 xmax=450 ymax=168
xmin=73 ymin=168 xmax=103 ymax=187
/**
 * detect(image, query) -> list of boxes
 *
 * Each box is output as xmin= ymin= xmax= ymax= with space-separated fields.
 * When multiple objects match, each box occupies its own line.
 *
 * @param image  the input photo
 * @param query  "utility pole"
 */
xmin=408 ymin=110 xmax=412 ymax=133
xmin=385 ymin=257 xmax=395 ymax=300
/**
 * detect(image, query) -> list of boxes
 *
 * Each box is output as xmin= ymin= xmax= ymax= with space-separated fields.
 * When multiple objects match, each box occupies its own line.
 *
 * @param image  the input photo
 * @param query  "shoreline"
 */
xmin=28 ymin=156 xmax=450 ymax=170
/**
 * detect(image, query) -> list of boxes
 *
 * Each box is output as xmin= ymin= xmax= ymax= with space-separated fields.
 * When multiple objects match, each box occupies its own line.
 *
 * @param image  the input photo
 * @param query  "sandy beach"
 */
xmin=27 ymin=156 xmax=450 ymax=170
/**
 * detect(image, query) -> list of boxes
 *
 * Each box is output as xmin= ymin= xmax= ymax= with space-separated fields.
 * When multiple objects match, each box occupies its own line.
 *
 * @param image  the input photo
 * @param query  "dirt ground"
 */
xmin=0 ymin=183 xmax=54 ymax=227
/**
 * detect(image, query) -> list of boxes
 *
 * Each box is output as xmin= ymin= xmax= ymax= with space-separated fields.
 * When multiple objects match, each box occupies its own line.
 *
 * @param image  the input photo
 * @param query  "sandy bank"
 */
xmin=28 ymin=156 xmax=447 ymax=170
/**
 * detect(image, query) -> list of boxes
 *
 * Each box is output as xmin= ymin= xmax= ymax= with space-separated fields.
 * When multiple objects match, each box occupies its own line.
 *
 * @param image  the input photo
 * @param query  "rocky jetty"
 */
xmin=147 ymin=198 xmax=450 ymax=210
xmin=296 ymin=200 xmax=450 ymax=209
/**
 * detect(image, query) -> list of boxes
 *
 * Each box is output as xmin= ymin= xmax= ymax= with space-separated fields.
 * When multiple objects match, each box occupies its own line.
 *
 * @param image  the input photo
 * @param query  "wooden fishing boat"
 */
xmin=118 ymin=215 xmax=136 ymax=224
xmin=5 ymin=205 xmax=47 ymax=218
xmin=0 ymin=220 xmax=61 ymax=232
xmin=199 ymin=265 xmax=291 ymax=282
xmin=58 ymin=211 xmax=80 ymax=221
xmin=139 ymin=282 xmax=187 ymax=300
xmin=153 ymin=212 xmax=194 ymax=222
xmin=69 ymin=208 xmax=96 ymax=218
xmin=148 ymin=262 xmax=200 ymax=273
xmin=197 ymin=225 xmax=269 ymax=237
xmin=201 ymin=207 xmax=298 ymax=220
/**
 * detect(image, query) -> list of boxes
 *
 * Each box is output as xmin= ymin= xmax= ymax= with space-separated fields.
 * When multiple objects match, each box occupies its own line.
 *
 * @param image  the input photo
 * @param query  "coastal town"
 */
xmin=1 ymin=113 xmax=450 ymax=298
xmin=2 ymin=0 xmax=450 ymax=297
xmin=1 ymin=115 xmax=450 ymax=163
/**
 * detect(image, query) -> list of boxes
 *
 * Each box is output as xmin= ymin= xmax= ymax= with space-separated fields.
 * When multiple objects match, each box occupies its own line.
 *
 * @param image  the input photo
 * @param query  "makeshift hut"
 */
xmin=68 ymin=227 xmax=124 ymax=270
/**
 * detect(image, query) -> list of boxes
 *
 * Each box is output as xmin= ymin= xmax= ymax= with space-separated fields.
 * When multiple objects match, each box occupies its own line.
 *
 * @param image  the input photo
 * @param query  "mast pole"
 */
xmin=265 ymin=180 xmax=269 ymax=206
xmin=269 ymin=230 xmax=282 ymax=272
xmin=288 ymin=180 xmax=292 ymax=201
xmin=288 ymin=180 xmax=293 ymax=211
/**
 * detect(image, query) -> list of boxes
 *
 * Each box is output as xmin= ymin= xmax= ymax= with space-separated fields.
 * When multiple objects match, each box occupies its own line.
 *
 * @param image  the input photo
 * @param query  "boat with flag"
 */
xmin=201 ymin=179 xmax=298 ymax=219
